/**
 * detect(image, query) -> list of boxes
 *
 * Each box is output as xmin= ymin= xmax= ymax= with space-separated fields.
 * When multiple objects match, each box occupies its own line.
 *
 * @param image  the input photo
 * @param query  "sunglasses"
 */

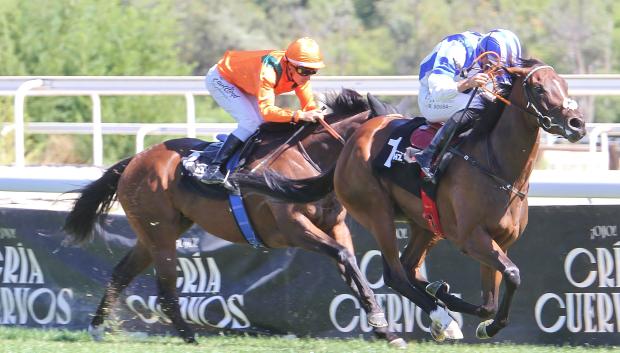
xmin=293 ymin=65 xmax=318 ymax=76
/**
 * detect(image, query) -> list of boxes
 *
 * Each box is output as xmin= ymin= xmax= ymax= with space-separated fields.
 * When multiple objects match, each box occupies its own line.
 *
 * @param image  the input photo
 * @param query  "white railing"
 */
xmin=2 ymin=76 xmax=620 ymax=167
xmin=1 ymin=166 xmax=619 ymax=199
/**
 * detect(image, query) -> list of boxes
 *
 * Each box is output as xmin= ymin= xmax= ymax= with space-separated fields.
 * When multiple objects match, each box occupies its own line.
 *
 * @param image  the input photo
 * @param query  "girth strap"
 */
xmin=226 ymin=150 xmax=266 ymax=248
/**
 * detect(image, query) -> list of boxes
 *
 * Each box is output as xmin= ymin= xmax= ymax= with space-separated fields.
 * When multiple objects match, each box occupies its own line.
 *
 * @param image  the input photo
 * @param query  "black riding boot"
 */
xmin=414 ymin=117 xmax=460 ymax=182
xmin=200 ymin=134 xmax=243 ymax=184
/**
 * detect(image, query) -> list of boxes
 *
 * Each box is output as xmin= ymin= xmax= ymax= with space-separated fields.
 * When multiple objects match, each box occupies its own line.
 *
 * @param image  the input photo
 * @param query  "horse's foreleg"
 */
xmin=89 ymin=242 xmax=152 ymax=340
xmin=463 ymin=227 xmax=520 ymax=339
xmin=400 ymin=225 xmax=481 ymax=317
xmin=328 ymin=218 xmax=406 ymax=348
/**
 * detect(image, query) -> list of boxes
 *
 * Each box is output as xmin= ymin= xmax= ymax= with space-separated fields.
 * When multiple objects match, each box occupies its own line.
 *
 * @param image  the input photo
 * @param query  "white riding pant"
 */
xmin=205 ymin=64 xmax=263 ymax=141
xmin=417 ymin=84 xmax=476 ymax=123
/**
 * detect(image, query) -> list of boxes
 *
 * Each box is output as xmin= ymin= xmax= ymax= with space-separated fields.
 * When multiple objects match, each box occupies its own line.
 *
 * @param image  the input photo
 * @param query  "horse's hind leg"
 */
xmin=328 ymin=216 xmax=406 ymax=348
xmin=400 ymin=223 xmax=482 ymax=317
xmin=89 ymin=241 xmax=152 ymax=340
xmin=149 ymin=226 xmax=196 ymax=343
xmin=122 ymin=201 xmax=195 ymax=343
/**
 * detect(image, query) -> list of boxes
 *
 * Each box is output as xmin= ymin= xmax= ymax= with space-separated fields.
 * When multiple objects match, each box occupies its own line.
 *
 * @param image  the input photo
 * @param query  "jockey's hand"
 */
xmin=298 ymin=109 xmax=324 ymax=123
xmin=460 ymin=73 xmax=489 ymax=91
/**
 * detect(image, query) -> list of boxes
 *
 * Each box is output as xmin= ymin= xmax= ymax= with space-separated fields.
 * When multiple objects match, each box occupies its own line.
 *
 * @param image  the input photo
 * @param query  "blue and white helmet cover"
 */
xmin=476 ymin=29 xmax=522 ymax=67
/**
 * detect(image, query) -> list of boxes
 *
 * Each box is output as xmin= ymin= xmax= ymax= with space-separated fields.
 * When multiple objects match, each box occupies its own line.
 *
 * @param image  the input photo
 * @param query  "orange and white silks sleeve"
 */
xmin=294 ymin=81 xmax=319 ymax=112
xmin=257 ymin=69 xmax=318 ymax=123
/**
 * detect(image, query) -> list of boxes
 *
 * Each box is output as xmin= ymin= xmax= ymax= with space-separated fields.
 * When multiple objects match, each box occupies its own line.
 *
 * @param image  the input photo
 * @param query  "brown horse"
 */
xmin=63 ymin=89 xmax=405 ymax=347
xmin=236 ymin=59 xmax=587 ymax=339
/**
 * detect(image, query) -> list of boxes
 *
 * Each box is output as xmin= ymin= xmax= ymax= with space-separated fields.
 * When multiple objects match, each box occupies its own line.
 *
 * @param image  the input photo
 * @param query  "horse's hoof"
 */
xmin=425 ymin=280 xmax=450 ymax=298
xmin=388 ymin=337 xmax=408 ymax=349
xmin=368 ymin=312 xmax=388 ymax=328
xmin=88 ymin=324 xmax=104 ymax=342
xmin=183 ymin=335 xmax=198 ymax=344
xmin=430 ymin=327 xmax=445 ymax=342
xmin=476 ymin=319 xmax=494 ymax=339
xmin=429 ymin=308 xmax=463 ymax=342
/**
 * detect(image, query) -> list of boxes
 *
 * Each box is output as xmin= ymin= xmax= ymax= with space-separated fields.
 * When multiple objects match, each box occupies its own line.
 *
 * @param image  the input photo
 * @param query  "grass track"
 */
xmin=0 ymin=327 xmax=617 ymax=353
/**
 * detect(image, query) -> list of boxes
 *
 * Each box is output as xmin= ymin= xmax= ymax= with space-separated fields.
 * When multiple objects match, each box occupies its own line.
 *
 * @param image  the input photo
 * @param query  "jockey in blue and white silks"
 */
xmin=414 ymin=29 xmax=523 ymax=182
xmin=418 ymin=31 xmax=483 ymax=123
xmin=476 ymin=29 xmax=522 ymax=86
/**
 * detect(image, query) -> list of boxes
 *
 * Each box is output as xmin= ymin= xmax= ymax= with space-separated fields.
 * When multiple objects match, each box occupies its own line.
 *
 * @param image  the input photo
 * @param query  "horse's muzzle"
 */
xmin=566 ymin=116 xmax=587 ymax=142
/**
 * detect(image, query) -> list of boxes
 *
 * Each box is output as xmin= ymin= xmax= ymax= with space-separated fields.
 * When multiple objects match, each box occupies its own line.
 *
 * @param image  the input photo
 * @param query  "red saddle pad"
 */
xmin=410 ymin=122 xmax=442 ymax=149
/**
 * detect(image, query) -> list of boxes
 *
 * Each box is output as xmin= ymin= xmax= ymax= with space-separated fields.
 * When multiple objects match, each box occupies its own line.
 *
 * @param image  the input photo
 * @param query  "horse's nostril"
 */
xmin=569 ymin=117 xmax=584 ymax=130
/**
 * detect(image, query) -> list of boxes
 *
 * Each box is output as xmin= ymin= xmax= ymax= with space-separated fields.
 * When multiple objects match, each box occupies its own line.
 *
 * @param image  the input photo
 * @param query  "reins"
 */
xmin=318 ymin=117 xmax=346 ymax=145
xmin=479 ymin=65 xmax=556 ymax=129
xmin=249 ymin=115 xmax=346 ymax=173
xmin=449 ymin=60 xmax=556 ymax=200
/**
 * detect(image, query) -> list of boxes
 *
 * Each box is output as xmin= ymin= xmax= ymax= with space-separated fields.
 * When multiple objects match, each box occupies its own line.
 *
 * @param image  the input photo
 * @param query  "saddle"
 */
xmin=181 ymin=121 xmax=310 ymax=194
xmin=371 ymin=118 xmax=451 ymax=237
xmin=180 ymin=124 xmax=306 ymax=249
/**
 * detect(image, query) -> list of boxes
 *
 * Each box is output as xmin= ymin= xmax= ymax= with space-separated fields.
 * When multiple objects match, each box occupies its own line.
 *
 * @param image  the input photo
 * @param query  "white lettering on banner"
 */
xmin=127 ymin=255 xmax=250 ymax=329
xmin=176 ymin=254 xmax=221 ymax=293
xmin=176 ymin=237 xmax=200 ymax=250
xmin=535 ymin=292 xmax=620 ymax=333
xmin=358 ymin=250 xmax=428 ymax=291
xmin=395 ymin=228 xmax=408 ymax=240
xmin=590 ymin=226 xmax=618 ymax=240
xmin=126 ymin=294 xmax=250 ymax=329
xmin=535 ymin=241 xmax=620 ymax=333
xmin=0 ymin=228 xmax=16 ymax=240
xmin=359 ymin=250 xmax=383 ymax=289
xmin=0 ymin=245 xmax=44 ymax=284
xmin=0 ymin=287 xmax=73 ymax=324
xmin=0 ymin=244 xmax=71 ymax=325
xmin=330 ymin=250 xmax=460 ymax=334
xmin=564 ymin=246 xmax=620 ymax=288
xmin=329 ymin=293 xmax=463 ymax=333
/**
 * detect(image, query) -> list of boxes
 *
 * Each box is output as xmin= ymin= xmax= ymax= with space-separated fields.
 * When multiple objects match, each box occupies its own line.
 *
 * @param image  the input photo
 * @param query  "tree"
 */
xmin=0 ymin=0 xmax=192 ymax=164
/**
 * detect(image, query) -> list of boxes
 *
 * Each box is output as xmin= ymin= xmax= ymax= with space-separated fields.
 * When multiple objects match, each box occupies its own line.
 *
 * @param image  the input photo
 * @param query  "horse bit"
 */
xmin=451 ymin=65 xmax=576 ymax=200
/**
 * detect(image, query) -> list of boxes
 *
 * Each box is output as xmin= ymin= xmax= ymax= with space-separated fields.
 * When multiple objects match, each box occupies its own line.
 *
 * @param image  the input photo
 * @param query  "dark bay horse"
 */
xmin=235 ymin=59 xmax=587 ymax=339
xmin=63 ymin=89 xmax=404 ymax=347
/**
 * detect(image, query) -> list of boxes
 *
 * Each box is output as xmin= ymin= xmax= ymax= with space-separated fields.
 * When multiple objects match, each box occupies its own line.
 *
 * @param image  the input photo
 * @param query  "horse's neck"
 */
xmin=302 ymin=111 xmax=369 ymax=168
xmin=248 ymin=110 xmax=369 ymax=174
xmin=487 ymin=104 xmax=540 ymax=187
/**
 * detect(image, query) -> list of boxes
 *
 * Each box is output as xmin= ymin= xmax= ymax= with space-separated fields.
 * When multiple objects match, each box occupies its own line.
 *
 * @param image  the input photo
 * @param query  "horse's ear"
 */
xmin=505 ymin=66 xmax=529 ymax=78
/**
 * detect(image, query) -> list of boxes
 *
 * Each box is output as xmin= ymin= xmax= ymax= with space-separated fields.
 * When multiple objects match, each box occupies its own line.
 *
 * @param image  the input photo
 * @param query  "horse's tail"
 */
xmin=232 ymin=167 xmax=335 ymax=203
xmin=63 ymin=157 xmax=134 ymax=245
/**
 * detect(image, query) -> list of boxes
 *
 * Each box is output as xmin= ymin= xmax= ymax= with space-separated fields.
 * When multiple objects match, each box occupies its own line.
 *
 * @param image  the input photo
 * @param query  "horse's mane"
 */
xmin=259 ymin=88 xmax=369 ymax=133
xmin=321 ymin=88 xmax=369 ymax=117
xmin=468 ymin=58 xmax=545 ymax=140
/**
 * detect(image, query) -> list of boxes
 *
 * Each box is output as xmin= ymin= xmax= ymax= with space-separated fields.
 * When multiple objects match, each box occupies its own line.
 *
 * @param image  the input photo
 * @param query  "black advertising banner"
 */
xmin=0 ymin=205 xmax=618 ymax=345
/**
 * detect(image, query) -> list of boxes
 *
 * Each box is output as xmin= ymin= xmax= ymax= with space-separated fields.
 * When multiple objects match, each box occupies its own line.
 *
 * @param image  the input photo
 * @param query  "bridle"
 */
xmin=450 ymin=64 xmax=569 ymax=200
xmin=483 ymin=65 xmax=578 ymax=133
xmin=522 ymin=65 xmax=555 ymax=129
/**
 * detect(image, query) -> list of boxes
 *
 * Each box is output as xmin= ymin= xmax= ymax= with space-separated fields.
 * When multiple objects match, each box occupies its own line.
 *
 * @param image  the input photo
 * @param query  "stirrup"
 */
xmin=420 ymin=166 xmax=437 ymax=183
xmin=200 ymin=165 xmax=225 ymax=184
